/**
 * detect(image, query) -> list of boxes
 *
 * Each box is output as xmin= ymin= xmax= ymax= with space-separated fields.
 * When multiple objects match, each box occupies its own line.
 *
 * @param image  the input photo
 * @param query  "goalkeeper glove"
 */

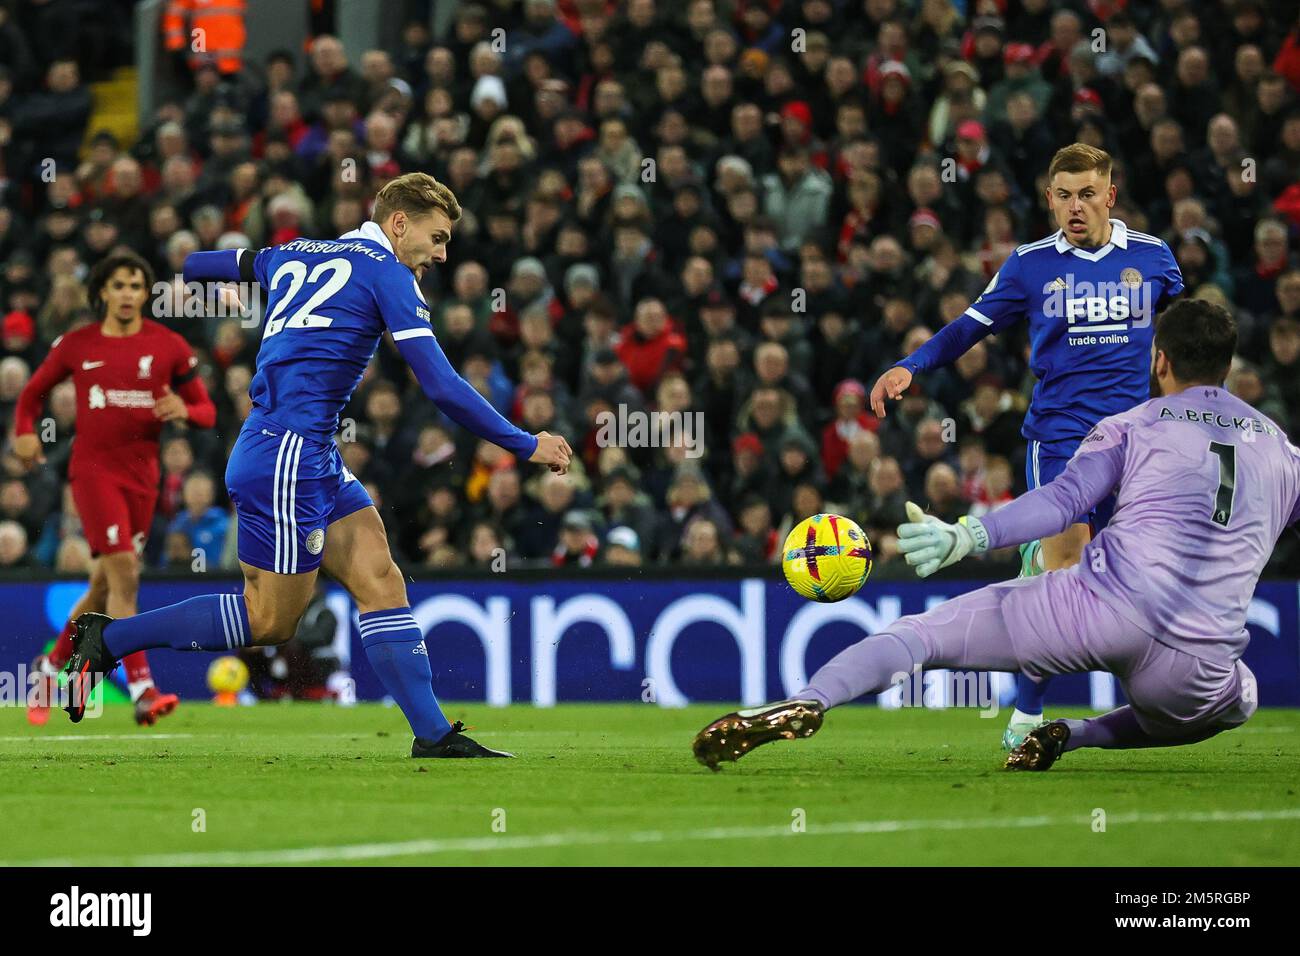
xmin=896 ymin=501 xmax=990 ymax=578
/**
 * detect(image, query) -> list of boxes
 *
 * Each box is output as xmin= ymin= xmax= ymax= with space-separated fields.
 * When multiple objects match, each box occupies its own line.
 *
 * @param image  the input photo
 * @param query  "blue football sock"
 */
xmin=360 ymin=608 xmax=452 ymax=742
xmin=1014 ymin=673 xmax=1049 ymax=716
xmin=103 ymin=594 xmax=251 ymax=658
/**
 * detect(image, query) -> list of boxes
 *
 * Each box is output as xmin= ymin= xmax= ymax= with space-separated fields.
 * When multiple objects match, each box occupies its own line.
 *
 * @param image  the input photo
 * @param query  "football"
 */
xmin=781 ymin=513 xmax=873 ymax=602
xmin=206 ymin=655 xmax=250 ymax=696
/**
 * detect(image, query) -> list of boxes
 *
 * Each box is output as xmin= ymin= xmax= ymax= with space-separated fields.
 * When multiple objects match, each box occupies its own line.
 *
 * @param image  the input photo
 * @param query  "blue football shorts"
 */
xmin=1025 ymin=435 xmax=1116 ymax=532
xmin=225 ymin=413 xmax=374 ymax=574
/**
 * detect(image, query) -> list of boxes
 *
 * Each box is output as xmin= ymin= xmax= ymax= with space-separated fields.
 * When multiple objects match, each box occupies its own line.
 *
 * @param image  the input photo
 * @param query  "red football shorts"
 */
xmin=71 ymin=476 xmax=158 ymax=557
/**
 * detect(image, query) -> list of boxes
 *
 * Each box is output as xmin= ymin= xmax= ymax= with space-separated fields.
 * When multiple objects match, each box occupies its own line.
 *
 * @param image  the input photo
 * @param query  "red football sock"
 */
xmin=123 ymin=652 xmax=154 ymax=689
xmin=48 ymin=621 xmax=76 ymax=668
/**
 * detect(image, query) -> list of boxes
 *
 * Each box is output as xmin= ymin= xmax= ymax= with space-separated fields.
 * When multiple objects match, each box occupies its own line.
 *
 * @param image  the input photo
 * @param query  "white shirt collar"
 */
xmin=339 ymin=220 xmax=394 ymax=253
xmin=1052 ymin=218 xmax=1127 ymax=260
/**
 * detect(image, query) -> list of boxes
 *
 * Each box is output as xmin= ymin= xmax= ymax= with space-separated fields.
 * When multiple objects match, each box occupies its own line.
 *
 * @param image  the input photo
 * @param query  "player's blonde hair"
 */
xmin=373 ymin=172 xmax=462 ymax=225
xmin=1048 ymin=143 xmax=1112 ymax=181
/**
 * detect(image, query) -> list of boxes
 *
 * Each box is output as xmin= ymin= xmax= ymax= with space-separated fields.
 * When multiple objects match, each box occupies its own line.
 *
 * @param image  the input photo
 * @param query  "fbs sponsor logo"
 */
xmin=49 ymin=886 xmax=151 ymax=936
xmin=1042 ymin=274 xmax=1160 ymax=342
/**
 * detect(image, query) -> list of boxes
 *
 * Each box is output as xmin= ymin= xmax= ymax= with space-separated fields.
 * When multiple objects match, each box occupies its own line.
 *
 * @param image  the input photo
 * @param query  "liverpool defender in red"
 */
xmin=13 ymin=251 xmax=216 ymax=725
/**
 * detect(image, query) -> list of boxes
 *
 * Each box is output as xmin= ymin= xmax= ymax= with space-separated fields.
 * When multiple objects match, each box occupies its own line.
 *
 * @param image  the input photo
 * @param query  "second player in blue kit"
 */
xmin=870 ymin=144 xmax=1184 ymax=748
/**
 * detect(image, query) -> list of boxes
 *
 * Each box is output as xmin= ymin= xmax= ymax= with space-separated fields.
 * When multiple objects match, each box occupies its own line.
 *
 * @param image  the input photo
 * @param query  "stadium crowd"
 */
xmin=1 ymin=0 xmax=1299 ymax=576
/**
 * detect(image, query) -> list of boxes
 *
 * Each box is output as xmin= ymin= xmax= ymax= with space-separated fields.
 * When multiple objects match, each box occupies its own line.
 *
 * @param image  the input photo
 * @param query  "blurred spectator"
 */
xmin=33 ymin=484 xmax=83 ymax=567
xmin=1227 ymin=358 xmax=1290 ymax=436
xmin=602 ymin=524 xmax=642 ymax=567
xmin=164 ymin=471 xmax=229 ymax=566
xmin=656 ymin=461 xmax=732 ymax=562
xmin=733 ymin=493 xmax=778 ymax=564
xmin=298 ymin=35 xmax=366 ymax=124
xmin=681 ymin=515 xmax=738 ymax=566
xmin=924 ymin=462 xmax=969 ymax=524
xmin=9 ymin=60 xmax=91 ymax=177
xmin=596 ymin=464 xmax=655 ymax=550
xmin=466 ymin=520 xmax=510 ymax=569
xmin=54 ymin=535 xmax=91 ymax=574
xmin=517 ymin=468 xmax=578 ymax=559
xmin=2 ymin=310 xmax=39 ymax=366
xmin=163 ymin=0 xmax=247 ymax=79
xmin=158 ymin=435 xmax=195 ymax=520
xmin=553 ymin=509 xmax=599 ymax=567
xmin=820 ymin=378 xmax=876 ymax=481
xmin=0 ymin=519 xmax=34 ymax=569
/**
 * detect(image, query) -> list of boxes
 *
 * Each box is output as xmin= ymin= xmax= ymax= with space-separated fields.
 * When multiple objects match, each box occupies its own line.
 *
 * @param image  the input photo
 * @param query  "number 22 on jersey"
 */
xmin=263 ymin=258 xmax=352 ymax=338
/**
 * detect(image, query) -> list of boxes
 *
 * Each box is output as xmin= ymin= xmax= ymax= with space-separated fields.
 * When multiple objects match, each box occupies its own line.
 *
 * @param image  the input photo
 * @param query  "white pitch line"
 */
xmin=8 ymin=808 xmax=1300 ymax=868
xmin=0 ymin=734 xmax=196 ymax=742
xmin=1234 ymin=726 xmax=1295 ymax=734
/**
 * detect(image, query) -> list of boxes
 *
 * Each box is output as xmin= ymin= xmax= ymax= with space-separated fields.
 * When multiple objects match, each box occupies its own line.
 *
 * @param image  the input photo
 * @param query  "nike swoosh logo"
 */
xmin=81 ymin=361 xmax=105 ymax=370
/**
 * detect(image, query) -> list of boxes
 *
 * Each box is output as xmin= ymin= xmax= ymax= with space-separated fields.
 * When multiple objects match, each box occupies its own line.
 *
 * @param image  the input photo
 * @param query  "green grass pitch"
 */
xmin=1 ymin=702 xmax=1298 ymax=866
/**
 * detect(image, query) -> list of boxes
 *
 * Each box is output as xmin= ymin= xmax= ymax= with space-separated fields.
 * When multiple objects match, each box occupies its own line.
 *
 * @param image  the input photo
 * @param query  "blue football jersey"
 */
xmin=898 ymin=219 xmax=1184 ymax=442
xmin=230 ymin=221 xmax=535 ymax=457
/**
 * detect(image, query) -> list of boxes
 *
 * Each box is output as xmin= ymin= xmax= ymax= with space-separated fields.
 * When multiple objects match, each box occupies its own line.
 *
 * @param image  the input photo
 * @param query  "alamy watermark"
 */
xmin=49 ymin=886 xmax=150 ymax=936
xmin=151 ymin=279 xmax=262 ymax=327
xmin=889 ymin=666 xmax=999 ymax=718
xmin=1 ymin=664 xmax=104 ymax=718
xmin=594 ymin=405 xmax=705 ymax=459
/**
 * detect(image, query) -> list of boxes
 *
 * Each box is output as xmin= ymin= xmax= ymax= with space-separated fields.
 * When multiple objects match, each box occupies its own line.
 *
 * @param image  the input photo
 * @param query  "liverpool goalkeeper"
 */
xmin=694 ymin=299 xmax=1295 ymax=771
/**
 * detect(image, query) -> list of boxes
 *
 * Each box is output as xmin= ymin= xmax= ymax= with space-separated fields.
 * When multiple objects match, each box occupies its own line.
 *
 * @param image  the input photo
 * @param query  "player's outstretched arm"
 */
xmin=871 ymin=315 xmax=999 ymax=417
xmin=899 ymin=419 xmax=1129 ymax=577
xmin=392 ymin=328 xmax=571 ymax=470
xmin=974 ymin=419 xmax=1128 ymax=554
xmin=377 ymin=265 xmax=572 ymax=470
xmin=183 ymin=249 xmax=254 ymax=283
xmin=182 ymin=249 xmax=257 ymax=313
xmin=871 ymin=255 xmax=1027 ymax=417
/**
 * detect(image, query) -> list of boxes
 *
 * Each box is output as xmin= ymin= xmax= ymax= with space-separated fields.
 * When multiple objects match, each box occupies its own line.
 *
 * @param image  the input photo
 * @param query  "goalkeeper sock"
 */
xmin=1062 ymin=708 xmax=1141 ymax=750
xmin=1064 ymin=706 xmax=1230 ymax=751
xmin=360 ymin=608 xmax=452 ymax=742
xmin=103 ymin=594 xmax=251 ymax=657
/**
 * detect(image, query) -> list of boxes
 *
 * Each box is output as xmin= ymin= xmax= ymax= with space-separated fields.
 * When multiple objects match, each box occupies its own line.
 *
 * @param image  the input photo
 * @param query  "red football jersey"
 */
xmin=15 ymin=320 xmax=216 ymax=492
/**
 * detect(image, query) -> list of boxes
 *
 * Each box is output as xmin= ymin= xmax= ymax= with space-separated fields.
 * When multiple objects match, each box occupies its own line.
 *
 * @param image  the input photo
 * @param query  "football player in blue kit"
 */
xmin=64 ymin=173 xmax=573 ymax=757
xmin=869 ymin=144 xmax=1184 ymax=749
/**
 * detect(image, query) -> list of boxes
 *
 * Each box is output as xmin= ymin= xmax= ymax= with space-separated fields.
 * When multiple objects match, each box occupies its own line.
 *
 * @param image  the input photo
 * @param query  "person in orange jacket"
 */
xmin=162 ymin=0 xmax=247 ymax=78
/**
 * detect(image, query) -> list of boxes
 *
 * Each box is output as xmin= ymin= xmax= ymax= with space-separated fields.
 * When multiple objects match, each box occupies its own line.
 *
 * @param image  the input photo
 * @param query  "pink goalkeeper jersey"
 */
xmin=981 ymin=386 xmax=1300 ymax=663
